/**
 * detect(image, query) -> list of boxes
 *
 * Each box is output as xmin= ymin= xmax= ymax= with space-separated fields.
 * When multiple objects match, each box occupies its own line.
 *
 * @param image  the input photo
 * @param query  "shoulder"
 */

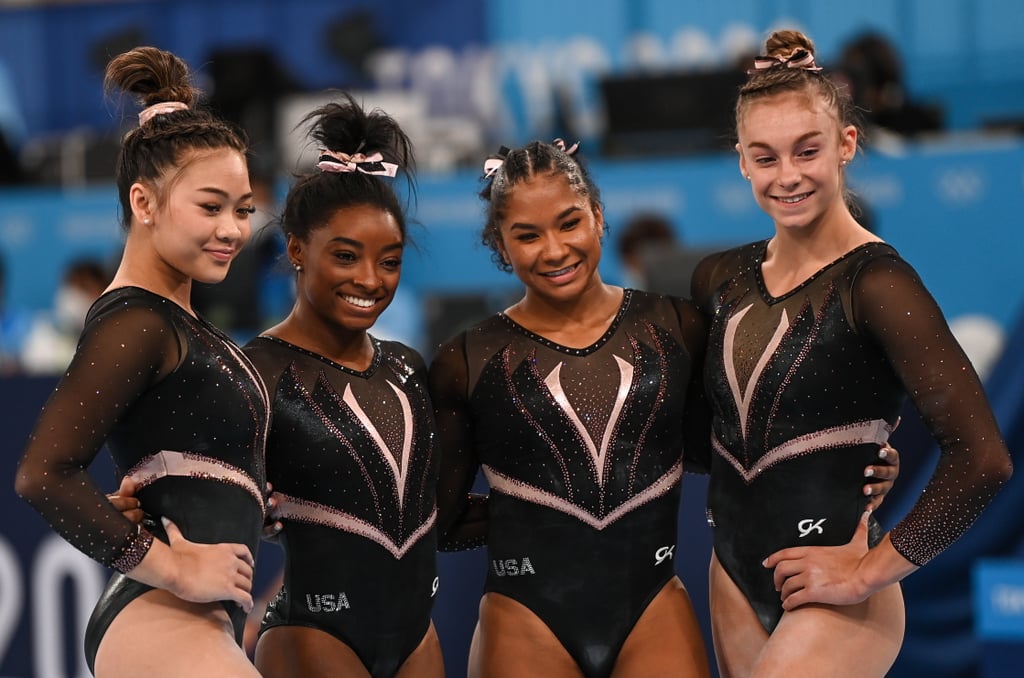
xmin=377 ymin=338 xmax=429 ymax=373
xmin=690 ymin=240 xmax=764 ymax=307
xmin=85 ymin=287 xmax=183 ymax=336
xmin=848 ymin=242 xmax=923 ymax=293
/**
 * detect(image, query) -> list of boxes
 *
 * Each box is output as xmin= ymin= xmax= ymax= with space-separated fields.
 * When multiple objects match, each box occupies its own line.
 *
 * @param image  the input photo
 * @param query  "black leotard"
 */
xmin=244 ymin=336 xmax=439 ymax=678
xmin=429 ymin=290 xmax=709 ymax=678
xmin=691 ymin=240 xmax=1010 ymax=632
xmin=16 ymin=287 xmax=269 ymax=673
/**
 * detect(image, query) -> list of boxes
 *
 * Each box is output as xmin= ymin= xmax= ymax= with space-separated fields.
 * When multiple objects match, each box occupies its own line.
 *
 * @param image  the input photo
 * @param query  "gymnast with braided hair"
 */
xmin=15 ymin=46 xmax=267 ymax=677
xmin=691 ymin=29 xmax=1012 ymax=677
xmin=429 ymin=138 xmax=901 ymax=677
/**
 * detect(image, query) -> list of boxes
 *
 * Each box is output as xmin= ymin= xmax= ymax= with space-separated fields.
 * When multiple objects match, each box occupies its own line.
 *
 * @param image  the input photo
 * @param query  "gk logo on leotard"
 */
xmin=431 ymin=576 xmax=439 ymax=597
xmin=655 ymin=545 xmax=675 ymax=565
xmin=491 ymin=557 xmax=535 ymax=577
xmin=306 ymin=592 xmax=351 ymax=612
xmin=797 ymin=518 xmax=826 ymax=538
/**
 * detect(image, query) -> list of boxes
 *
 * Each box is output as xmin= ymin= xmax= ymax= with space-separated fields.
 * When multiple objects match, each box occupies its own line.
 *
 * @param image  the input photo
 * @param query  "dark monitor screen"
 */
xmin=599 ymin=69 xmax=745 ymax=157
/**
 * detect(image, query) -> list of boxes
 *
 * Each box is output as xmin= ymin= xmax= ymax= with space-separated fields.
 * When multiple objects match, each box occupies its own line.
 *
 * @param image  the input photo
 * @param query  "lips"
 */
xmin=205 ymin=248 xmax=235 ymax=262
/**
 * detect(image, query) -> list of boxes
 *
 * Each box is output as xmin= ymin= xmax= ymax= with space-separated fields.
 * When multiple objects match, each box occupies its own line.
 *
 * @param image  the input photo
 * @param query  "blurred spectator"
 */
xmin=0 ymin=254 xmax=31 ymax=373
xmin=616 ymin=211 xmax=719 ymax=298
xmin=834 ymin=31 xmax=944 ymax=139
xmin=617 ymin=212 xmax=678 ymax=291
xmin=21 ymin=258 xmax=110 ymax=374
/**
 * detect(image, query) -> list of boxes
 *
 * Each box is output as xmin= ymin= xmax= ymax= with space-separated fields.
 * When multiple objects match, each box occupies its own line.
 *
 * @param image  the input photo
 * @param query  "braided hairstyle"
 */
xmin=281 ymin=92 xmax=415 ymax=245
xmin=479 ymin=140 xmax=603 ymax=273
xmin=104 ymin=46 xmax=249 ymax=231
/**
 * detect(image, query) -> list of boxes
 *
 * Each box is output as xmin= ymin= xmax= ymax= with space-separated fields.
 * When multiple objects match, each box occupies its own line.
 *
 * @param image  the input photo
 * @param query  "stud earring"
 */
xmin=143 ymin=218 xmax=151 ymax=225
xmin=744 ymin=174 xmax=750 ymax=180
xmin=293 ymin=263 xmax=303 ymax=272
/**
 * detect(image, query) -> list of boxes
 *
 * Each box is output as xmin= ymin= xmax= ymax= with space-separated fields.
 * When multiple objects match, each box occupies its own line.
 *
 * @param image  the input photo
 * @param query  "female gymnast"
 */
xmin=691 ymin=29 xmax=1013 ymax=677
xmin=245 ymin=93 xmax=443 ymax=678
xmin=15 ymin=46 xmax=267 ymax=677
xmin=429 ymin=138 xmax=899 ymax=677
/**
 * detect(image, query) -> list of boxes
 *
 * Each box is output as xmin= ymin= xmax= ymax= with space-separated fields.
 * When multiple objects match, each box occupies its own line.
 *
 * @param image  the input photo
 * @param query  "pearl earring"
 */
xmin=143 ymin=218 xmax=151 ymax=225
xmin=293 ymin=263 xmax=303 ymax=272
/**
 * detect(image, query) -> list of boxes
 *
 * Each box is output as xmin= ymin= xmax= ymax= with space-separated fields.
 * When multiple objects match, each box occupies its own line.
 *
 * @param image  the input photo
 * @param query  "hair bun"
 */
xmin=764 ymin=29 xmax=817 ymax=61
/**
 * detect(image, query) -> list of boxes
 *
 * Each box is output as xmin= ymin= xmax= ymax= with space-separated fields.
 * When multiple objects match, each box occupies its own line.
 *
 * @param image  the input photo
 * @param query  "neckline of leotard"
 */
xmin=254 ymin=334 xmax=383 ymax=378
xmin=754 ymin=240 xmax=895 ymax=304
xmin=497 ymin=288 xmax=633 ymax=357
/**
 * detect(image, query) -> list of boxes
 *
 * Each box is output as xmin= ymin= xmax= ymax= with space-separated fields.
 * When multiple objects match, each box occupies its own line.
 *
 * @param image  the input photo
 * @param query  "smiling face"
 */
xmin=737 ymin=90 xmax=857 ymax=233
xmin=289 ymin=204 xmax=403 ymax=334
xmin=135 ymin=148 xmax=254 ymax=285
xmin=496 ymin=171 xmax=604 ymax=304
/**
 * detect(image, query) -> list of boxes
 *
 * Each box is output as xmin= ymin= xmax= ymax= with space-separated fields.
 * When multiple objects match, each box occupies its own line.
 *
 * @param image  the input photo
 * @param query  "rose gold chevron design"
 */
xmin=712 ymin=418 xmax=893 ymax=483
xmin=483 ymin=460 xmax=683 ymax=530
xmin=723 ymin=303 xmax=790 ymax=441
xmin=341 ymin=380 xmax=414 ymax=511
xmin=128 ymin=450 xmax=265 ymax=512
xmin=274 ymin=493 xmax=436 ymax=559
xmin=543 ymin=355 xmax=633 ymax=485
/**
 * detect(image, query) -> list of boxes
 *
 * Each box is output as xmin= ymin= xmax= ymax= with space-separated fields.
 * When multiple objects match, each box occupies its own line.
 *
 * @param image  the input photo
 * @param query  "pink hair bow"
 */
xmin=552 ymin=138 xmax=580 ymax=155
xmin=317 ymin=150 xmax=399 ymax=177
xmin=138 ymin=101 xmax=189 ymax=126
xmin=752 ymin=49 xmax=822 ymax=72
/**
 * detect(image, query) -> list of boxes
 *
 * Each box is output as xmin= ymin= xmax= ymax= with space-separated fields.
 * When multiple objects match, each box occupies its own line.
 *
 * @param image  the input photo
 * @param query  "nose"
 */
xmin=776 ymin=157 xmax=801 ymax=189
xmin=540 ymin=230 xmax=570 ymax=262
xmin=216 ymin=214 xmax=245 ymax=243
xmin=353 ymin=261 xmax=381 ymax=290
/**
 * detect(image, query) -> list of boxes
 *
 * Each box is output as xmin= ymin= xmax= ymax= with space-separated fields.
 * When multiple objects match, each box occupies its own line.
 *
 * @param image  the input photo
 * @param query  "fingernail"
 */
xmin=879 ymin=448 xmax=888 ymax=459
xmin=864 ymin=468 xmax=874 ymax=478
xmin=762 ymin=558 xmax=768 ymax=567
xmin=161 ymin=516 xmax=170 ymax=528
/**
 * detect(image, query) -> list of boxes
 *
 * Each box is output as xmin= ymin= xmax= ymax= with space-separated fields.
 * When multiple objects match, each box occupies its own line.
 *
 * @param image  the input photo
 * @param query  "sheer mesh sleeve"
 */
xmin=428 ymin=333 xmax=487 ymax=551
xmin=672 ymin=296 xmax=713 ymax=474
xmin=853 ymin=256 xmax=1012 ymax=565
xmin=14 ymin=301 xmax=181 ymax=571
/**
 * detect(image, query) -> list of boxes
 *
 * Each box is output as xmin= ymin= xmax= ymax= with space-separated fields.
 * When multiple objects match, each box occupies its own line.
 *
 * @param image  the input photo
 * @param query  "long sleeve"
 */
xmin=14 ymin=301 xmax=179 ymax=571
xmin=428 ymin=333 xmax=487 ymax=551
xmin=853 ymin=256 xmax=1013 ymax=565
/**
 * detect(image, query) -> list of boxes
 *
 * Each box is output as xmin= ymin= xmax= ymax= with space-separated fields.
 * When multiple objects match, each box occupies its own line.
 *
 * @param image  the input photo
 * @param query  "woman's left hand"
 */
xmin=763 ymin=509 xmax=874 ymax=610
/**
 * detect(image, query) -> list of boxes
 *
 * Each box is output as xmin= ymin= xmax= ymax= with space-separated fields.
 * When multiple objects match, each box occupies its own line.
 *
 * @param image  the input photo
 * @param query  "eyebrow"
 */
xmin=509 ymin=205 xmax=581 ymax=230
xmin=745 ymin=130 xmax=824 ymax=150
xmin=197 ymin=187 xmax=254 ymax=202
xmin=328 ymin=236 xmax=404 ymax=252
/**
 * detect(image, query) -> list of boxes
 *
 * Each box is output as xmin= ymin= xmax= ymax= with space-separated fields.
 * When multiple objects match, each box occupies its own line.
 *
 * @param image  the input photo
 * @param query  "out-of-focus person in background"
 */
xmin=834 ymin=31 xmax=944 ymax=142
xmin=21 ymin=257 xmax=111 ymax=374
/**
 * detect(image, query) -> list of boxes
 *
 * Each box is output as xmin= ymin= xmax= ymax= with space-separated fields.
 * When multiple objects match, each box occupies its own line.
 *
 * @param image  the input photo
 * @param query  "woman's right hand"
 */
xmin=161 ymin=516 xmax=255 ymax=613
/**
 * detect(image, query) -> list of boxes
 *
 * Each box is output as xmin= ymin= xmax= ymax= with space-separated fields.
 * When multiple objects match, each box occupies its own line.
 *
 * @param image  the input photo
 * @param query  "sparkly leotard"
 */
xmin=691 ymin=240 xmax=1010 ymax=632
xmin=15 ymin=287 xmax=269 ymax=673
xmin=430 ymin=290 xmax=709 ymax=678
xmin=244 ymin=336 xmax=439 ymax=678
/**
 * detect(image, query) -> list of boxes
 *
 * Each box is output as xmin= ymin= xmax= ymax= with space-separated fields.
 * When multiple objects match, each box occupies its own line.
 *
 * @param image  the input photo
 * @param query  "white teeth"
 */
xmin=343 ymin=295 xmax=376 ymax=308
xmin=543 ymin=265 xmax=575 ymax=277
xmin=778 ymin=194 xmax=808 ymax=204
